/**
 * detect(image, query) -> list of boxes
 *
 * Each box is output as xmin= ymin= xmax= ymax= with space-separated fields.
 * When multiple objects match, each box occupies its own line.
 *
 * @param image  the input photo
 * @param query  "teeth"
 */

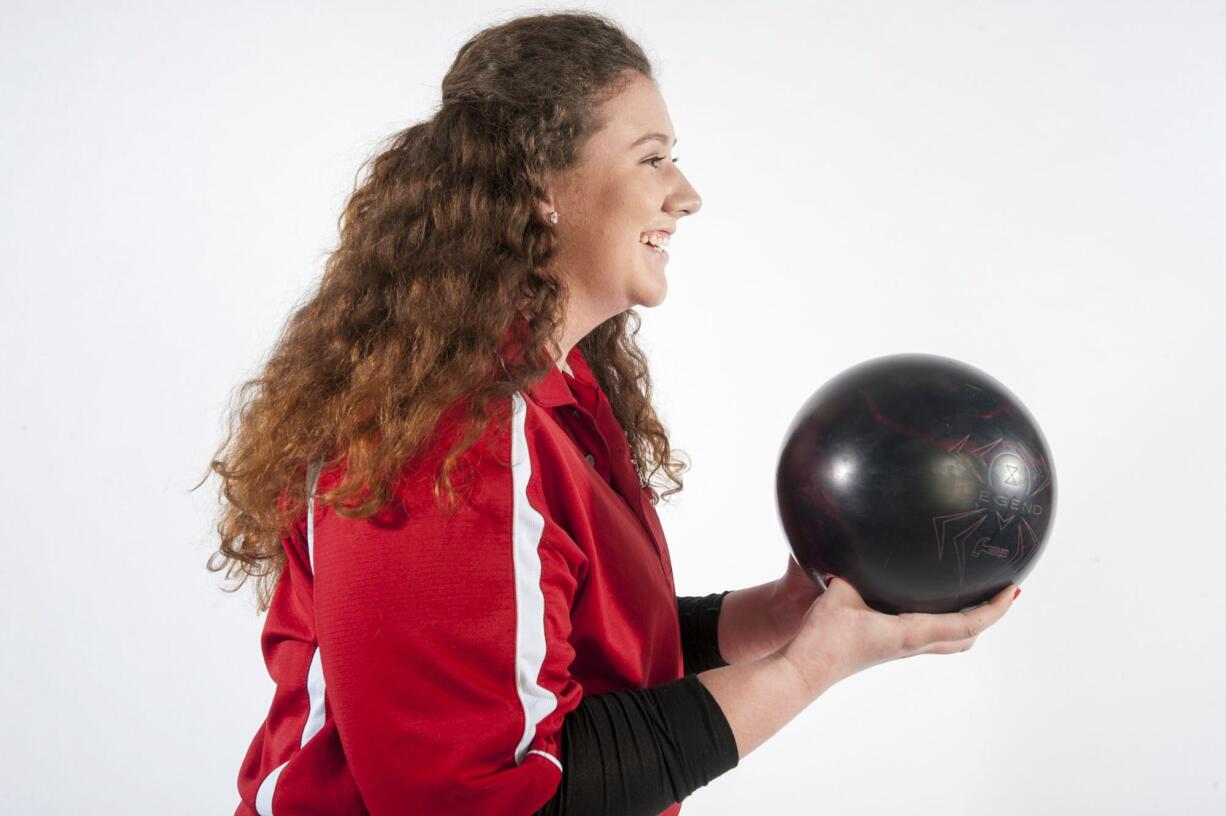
xmin=639 ymin=232 xmax=670 ymax=248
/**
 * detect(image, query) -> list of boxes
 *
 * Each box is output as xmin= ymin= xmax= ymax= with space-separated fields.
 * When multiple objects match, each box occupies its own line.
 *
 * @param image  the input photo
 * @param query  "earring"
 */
xmin=549 ymin=211 xmax=558 ymax=224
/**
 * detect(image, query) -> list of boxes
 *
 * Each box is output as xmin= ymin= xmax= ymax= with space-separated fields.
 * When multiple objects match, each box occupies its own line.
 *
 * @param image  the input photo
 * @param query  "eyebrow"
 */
xmin=629 ymin=132 xmax=678 ymax=149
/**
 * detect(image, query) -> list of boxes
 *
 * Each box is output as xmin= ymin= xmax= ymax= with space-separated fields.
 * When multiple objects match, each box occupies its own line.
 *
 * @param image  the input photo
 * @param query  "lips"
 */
xmin=642 ymin=242 xmax=668 ymax=259
xmin=639 ymin=230 xmax=671 ymax=253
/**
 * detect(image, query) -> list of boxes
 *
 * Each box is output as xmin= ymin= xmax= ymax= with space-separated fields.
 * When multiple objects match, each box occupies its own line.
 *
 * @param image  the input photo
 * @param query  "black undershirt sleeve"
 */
xmin=532 ymin=675 xmax=739 ymax=816
xmin=531 ymin=591 xmax=737 ymax=816
xmin=676 ymin=592 xmax=732 ymax=676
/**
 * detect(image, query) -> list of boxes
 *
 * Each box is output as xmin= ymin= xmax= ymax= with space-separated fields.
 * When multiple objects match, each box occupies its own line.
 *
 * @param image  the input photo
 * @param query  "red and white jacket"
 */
xmin=234 ymin=341 xmax=685 ymax=815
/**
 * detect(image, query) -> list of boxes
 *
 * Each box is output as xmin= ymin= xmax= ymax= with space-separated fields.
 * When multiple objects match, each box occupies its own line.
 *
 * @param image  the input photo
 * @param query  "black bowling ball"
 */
xmin=775 ymin=353 xmax=1056 ymax=614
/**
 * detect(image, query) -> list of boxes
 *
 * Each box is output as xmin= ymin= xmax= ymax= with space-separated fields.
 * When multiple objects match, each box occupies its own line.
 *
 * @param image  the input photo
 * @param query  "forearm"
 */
xmin=695 ymin=652 xmax=831 ymax=760
xmin=717 ymin=578 xmax=813 ymax=665
xmin=534 ymin=676 xmax=739 ymax=816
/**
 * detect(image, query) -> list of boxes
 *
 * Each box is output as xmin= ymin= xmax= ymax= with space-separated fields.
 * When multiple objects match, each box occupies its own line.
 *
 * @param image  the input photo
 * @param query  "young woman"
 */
xmin=207 ymin=12 xmax=1018 ymax=816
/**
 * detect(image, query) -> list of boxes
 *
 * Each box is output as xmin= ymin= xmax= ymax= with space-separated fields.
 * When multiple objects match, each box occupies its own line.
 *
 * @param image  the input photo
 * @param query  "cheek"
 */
xmin=562 ymin=175 xmax=655 ymax=277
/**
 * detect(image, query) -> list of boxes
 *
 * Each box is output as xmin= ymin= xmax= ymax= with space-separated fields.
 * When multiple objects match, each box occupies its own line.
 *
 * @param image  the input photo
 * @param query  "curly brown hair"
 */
xmin=200 ymin=11 xmax=691 ymax=612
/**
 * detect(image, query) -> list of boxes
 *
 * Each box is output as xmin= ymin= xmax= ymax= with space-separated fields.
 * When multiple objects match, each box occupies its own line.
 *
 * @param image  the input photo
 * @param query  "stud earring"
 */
xmin=549 ymin=211 xmax=558 ymax=224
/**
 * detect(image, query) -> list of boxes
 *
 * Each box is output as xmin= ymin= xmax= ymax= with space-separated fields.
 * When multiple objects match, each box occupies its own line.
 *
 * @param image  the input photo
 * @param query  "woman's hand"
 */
xmin=777 ymin=551 xmax=827 ymax=603
xmin=716 ymin=555 xmax=824 ymax=664
xmin=778 ymin=574 xmax=1019 ymax=695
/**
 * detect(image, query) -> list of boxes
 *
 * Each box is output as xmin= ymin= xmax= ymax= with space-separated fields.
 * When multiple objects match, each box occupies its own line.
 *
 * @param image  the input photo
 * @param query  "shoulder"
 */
xmin=310 ymin=392 xmax=578 ymax=521
xmin=391 ymin=391 xmax=574 ymax=506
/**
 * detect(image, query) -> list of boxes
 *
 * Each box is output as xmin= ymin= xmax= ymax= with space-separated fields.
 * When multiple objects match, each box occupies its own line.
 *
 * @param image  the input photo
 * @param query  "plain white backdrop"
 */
xmin=2 ymin=1 xmax=1223 ymax=813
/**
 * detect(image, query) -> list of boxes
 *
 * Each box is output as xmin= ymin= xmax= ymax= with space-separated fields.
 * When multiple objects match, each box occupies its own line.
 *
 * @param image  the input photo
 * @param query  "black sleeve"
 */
xmin=676 ymin=591 xmax=732 ymax=676
xmin=533 ymin=674 xmax=740 ymax=816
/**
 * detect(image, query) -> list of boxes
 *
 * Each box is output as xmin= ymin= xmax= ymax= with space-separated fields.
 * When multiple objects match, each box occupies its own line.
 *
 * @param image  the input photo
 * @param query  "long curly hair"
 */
xmin=200 ymin=11 xmax=691 ymax=612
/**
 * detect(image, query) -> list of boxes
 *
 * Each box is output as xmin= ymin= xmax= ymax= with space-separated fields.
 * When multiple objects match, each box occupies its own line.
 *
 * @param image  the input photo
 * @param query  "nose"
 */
xmin=667 ymin=173 xmax=702 ymax=219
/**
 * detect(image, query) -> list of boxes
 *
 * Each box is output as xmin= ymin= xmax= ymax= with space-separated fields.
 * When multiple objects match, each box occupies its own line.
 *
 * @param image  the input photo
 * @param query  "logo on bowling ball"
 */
xmin=933 ymin=435 xmax=1051 ymax=586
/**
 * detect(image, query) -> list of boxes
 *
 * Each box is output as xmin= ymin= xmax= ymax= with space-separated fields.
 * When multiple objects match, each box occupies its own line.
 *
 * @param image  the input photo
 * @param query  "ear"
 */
xmin=535 ymin=196 xmax=556 ymax=226
xmin=536 ymin=171 xmax=565 ymax=226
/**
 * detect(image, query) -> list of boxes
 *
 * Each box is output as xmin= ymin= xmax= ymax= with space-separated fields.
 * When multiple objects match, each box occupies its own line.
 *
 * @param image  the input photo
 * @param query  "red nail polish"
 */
xmin=1013 ymin=587 xmax=1022 ymax=600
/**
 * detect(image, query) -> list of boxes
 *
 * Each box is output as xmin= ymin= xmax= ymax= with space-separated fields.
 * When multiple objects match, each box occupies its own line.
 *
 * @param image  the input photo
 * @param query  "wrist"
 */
xmin=718 ymin=581 xmax=786 ymax=664
xmin=768 ymin=577 xmax=819 ymax=636
xmin=770 ymin=650 xmax=831 ymax=705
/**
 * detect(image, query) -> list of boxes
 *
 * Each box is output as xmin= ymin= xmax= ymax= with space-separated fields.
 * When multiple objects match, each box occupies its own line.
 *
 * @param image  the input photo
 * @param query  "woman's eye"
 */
xmin=646 ymin=156 xmax=680 ymax=169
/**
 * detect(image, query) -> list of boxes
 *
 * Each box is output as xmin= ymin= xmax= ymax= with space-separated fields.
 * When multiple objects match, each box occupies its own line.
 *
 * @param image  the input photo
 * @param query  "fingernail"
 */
xmin=1013 ymin=587 xmax=1022 ymax=601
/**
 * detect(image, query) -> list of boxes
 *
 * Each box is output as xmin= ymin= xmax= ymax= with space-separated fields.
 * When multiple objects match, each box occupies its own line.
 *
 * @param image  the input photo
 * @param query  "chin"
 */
xmin=635 ymin=284 xmax=668 ymax=308
xmin=634 ymin=272 xmax=669 ymax=308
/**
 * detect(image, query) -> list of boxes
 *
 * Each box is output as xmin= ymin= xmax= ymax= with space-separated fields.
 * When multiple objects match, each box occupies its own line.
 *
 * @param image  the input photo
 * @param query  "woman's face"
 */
xmin=542 ymin=73 xmax=702 ymax=324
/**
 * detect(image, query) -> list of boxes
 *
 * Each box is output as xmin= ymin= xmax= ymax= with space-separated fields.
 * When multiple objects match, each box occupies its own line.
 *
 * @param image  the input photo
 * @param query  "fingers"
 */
xmin=899 ymin=583 xmax=1018 ymax=651
xmin=823 ymin=575 xmax=863 ymax=606
xmin=921 ymin=636 xmax=977 ymax=655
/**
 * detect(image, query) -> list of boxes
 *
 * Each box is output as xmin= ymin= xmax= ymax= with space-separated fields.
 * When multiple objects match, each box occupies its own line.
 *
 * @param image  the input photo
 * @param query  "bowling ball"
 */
xmin=775 ymin=353 xmax=1056 ymax=614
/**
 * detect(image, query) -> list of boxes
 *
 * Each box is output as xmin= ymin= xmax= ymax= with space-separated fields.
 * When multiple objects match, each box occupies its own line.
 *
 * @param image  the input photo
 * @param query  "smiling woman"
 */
xmin=205 ymin=11 xmax=734 ymax=816
xmin=205 ymin=8 xmax=1018 ymax=816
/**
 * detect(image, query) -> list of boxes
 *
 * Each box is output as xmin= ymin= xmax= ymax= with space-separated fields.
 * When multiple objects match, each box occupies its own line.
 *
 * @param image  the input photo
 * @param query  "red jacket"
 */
xmin=234 ymin=342 xmax=685 ymax=815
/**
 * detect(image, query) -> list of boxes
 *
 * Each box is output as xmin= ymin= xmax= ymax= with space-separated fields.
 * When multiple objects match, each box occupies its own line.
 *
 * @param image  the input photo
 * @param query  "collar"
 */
xmin=526 ymin=342 xmax=597 ymax=408
xmin=497 ymin=316 xmax=599 ymax=409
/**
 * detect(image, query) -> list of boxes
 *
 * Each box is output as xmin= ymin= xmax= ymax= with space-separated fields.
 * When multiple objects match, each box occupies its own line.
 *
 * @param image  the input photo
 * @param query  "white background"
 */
xmin=2 ymin=1 xmax=1223 ymax=813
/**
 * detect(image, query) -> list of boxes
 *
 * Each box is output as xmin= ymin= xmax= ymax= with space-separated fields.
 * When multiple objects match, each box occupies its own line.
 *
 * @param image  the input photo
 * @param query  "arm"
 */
xmin=699 ymin=574 xmax=1021 ymax=761
xmin=534 ymin=675 xmax=738 ymax=816
xmin=694 ymin=561 xmax=841 ymax=760
xmin=689 ymin=558 xmax=833 ymax=760
xmin=312 ymin=437 xmax=583 ymax=814
xmin=533 ymin=583 xmax=833 ymax=813
xmin=676 ymin=592 xmax=731 ymax=675
xmin=695 ymin=652 xmax=830 ymax=760
xmin=717 ymin=568 xmax=818 ymax=665
xmin=683 ymin=556 xmax=823 ymax=668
